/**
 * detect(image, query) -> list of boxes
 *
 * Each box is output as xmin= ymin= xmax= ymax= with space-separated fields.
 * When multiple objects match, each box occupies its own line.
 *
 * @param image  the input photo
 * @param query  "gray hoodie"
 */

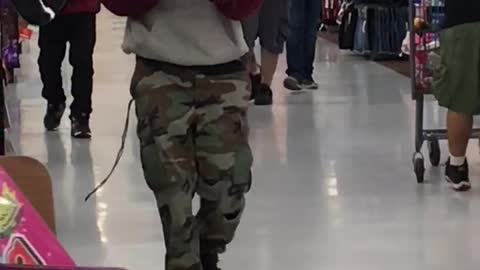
xmin=122 ymin=0 xmax=248 ymax=66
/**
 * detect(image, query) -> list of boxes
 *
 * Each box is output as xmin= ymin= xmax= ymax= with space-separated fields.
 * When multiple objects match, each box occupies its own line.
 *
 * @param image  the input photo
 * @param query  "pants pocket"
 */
xmin=130 ymin=58 xmax=155 ymax=97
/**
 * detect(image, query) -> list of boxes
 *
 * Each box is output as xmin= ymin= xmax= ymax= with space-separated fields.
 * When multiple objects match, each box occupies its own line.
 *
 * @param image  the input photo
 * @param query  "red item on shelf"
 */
xmin=19 ymin=27 xmax=32 ymax=40
xmin=322 ymin=0 xmax=340 ymax=26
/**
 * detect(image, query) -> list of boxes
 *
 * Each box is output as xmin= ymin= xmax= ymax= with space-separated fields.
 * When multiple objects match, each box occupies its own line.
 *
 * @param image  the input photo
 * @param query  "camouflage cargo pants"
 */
xmin=130 ymin=57 xmax=253 ymax=270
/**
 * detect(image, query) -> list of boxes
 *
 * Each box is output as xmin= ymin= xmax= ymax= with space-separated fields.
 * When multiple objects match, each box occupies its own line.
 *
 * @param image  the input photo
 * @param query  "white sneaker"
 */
xmin=283 ymin=76 xmax=302 ymax=91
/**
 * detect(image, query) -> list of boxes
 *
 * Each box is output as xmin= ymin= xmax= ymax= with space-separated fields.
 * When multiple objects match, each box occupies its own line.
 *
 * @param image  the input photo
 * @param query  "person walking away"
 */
xmin=242 ymin=0 xmax=288 ymax=105
xmin=433 ymin=0 xmax=480 ymax=191
xmin=284 ymin=0 xmax=321 ymax=91
xmin=101 ymin=0 xmax=260 ymax=269
xmin=39 ymin=0 xmax=100 ymax=139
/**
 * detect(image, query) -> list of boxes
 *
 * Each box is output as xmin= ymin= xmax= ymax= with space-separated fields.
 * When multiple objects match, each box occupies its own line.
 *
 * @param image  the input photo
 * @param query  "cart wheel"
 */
xmin=428 ymin=138 xmax=441 ymax=167
xmin=414 ymin=157 xmax=425 ymax=183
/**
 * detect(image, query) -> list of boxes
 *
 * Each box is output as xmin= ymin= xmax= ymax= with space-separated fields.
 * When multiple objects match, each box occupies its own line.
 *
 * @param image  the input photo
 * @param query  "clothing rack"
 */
xmin=322 ymin=0 xmax=342 ymax=26
xmin=337 ymin=0 xmax=409 ymax=60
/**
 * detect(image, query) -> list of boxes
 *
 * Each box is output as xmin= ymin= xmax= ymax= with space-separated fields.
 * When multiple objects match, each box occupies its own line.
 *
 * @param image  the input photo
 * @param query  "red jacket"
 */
xmin=102 ymin=0 xmax=262 ymax=20
xmin=62 ymin=0 xmax=101 ymax=14
xmin=211 ymin=0 xmax=263 ymax=20
xmin=102 ymin=0 xmax=159 ymax=18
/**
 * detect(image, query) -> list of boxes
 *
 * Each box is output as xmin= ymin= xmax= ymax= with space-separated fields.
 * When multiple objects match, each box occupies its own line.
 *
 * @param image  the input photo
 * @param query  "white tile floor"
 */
xmin=8 ymin=11 xmax=480 ymax=270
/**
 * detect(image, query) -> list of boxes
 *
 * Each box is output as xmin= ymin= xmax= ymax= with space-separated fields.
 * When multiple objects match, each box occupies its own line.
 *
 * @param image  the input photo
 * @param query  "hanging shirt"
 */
xmin=444 ymin=0 xmax=480 ymax=29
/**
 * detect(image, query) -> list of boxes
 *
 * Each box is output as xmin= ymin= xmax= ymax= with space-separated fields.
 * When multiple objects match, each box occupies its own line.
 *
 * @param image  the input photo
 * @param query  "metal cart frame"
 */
xmin=409 ymin=0 xmax=480 ymax=183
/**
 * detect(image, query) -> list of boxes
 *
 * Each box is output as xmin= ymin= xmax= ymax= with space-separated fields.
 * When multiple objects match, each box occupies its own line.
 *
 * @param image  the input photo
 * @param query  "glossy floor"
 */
xmin=8 ymin=11 xmax=480 ymax=270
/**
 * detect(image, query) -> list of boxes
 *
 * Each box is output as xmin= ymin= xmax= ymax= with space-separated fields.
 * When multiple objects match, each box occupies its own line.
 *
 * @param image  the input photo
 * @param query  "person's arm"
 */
xmin=101 ymin=0 xmax=159 ymax=18
xmin=211 ymin=0 xmax=264 ymax=20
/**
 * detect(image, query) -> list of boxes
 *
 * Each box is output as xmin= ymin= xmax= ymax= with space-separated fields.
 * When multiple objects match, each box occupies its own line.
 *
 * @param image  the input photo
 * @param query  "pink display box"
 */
xmin=0 ymin=266 xmax=126 ymax=270
xmin=0 ymin=168 xmax=74 ymax=267
xmin=0 ymin=168 xmax=127 ymax=270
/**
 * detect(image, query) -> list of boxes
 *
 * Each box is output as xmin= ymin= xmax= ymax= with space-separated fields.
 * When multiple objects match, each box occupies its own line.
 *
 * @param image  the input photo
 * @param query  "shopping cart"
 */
xmin=409 ymin=0 xmax=480 ymax=183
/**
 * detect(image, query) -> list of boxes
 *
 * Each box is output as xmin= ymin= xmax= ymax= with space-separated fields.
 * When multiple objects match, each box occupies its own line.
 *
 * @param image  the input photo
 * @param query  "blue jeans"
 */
xmin=286 ymin=0 xmax=321 ymax=81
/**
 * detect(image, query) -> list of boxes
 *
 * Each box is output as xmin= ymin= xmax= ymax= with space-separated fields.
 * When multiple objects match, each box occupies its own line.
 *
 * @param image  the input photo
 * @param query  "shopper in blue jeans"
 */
xmin=284 ymin=0 xmax=321 ymax=90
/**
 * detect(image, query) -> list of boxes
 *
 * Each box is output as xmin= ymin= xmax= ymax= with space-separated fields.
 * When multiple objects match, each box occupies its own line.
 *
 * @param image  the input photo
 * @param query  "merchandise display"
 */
xmin=322 ymin=0 xmax=341 ymax=26
xmin=0 ymin=1 xmax=20 ymax=73
xmin=0 ymin=1 xmax=18 ymax=155
xmin=337 ymin=0 xmax=408 ymax=60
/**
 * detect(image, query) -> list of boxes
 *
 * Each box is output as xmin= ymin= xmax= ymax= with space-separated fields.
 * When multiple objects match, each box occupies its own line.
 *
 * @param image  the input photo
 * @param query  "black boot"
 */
xmin=71 ymin=114 xmax=91 ymax=139
xmin=200 ymin=252 xmax=220 ymax=270
xmin=200 ymin=240 xmax=225 ymax=270
xmin=44 ymin=103 xmax=66 ymax=131
xmin=254 ymin=83 xmax=273 ymax=106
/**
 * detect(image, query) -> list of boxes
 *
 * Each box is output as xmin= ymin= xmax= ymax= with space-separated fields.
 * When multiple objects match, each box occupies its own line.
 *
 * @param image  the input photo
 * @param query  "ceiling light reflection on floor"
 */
xmin=327 ymin=160 xmax=339 ymax=197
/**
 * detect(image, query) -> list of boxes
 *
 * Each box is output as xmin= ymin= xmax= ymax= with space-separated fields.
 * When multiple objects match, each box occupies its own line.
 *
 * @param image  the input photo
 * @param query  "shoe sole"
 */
xmin=44 ymin=124 xmax=60 ymax=131
xmin=72 ymin=135 xmax=92 ymax=139
xmin=283 ymin=79 xmax=302 ymax=91
xmin=445 ymin=176 xmax=471 ymax=191
xmin=44 ymin=115 xmax=63 ymax=131
xmin=301 ymin=85 xmax=319 ymax=90
xmin=285 ymin=86 xmax=302 ymax=91
xmin=71 ymin=132 xmax=92 ymax=139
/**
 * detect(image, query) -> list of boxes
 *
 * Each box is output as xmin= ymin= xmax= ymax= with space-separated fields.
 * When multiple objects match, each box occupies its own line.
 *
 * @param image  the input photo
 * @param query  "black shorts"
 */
xmin=241 ymin=0 xmax=288 ymax=54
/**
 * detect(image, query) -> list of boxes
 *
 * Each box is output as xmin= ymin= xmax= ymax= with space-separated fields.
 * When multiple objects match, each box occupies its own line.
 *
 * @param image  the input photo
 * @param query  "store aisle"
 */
xmin=7 ymin=11 xmax=480 ymax=270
